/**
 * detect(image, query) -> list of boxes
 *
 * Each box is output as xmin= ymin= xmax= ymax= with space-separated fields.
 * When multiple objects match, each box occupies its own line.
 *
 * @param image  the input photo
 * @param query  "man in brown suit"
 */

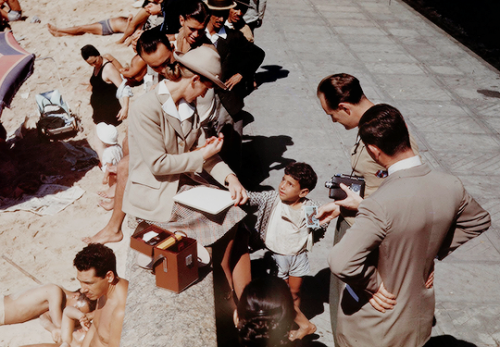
xmin=321 ymin=104 xmax=491 ymax=347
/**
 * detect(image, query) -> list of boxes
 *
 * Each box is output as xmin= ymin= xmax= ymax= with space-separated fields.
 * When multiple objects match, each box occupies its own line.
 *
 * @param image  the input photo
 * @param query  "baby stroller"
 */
xmin=36 ymin=89 xmax=78 ymax=141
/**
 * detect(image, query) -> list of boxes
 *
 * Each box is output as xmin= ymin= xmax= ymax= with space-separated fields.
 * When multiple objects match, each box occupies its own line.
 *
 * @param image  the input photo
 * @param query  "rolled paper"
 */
xmin=156 ymin=233 xmax=184 ymax=250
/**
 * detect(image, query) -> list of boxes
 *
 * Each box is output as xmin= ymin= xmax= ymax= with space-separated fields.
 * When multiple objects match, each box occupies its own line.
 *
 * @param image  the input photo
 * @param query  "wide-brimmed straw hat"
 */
xmin=96 ymin=122 xmax=118 ymax=145
xmin=174 ymin=46 xmax=227 ymax=90
xmin=204 ymin=0 xmax=236 ymax=10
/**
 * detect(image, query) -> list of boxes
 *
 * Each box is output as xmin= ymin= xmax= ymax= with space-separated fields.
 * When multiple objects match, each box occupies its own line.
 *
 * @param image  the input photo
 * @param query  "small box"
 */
xmin=130 ymin=223 xmax=170 ymax=257
xmin=152 ymin=236 xmax=198 ymax=293
xmin=131 ymin=223 xmax=199 ymax=293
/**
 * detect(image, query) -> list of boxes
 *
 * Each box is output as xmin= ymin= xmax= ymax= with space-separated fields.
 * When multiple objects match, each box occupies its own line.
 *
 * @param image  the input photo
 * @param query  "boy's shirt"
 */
xmin=265 ymin=199 xmax=309 ymax=255
xmin=247 ymin=191 xmax=329 ymax=255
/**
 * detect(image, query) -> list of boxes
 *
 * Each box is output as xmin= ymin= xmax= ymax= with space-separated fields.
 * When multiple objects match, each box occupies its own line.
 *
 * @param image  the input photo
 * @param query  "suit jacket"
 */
xmin=215 ymin=27 xmax=265 ymax=115
xmin=123 ymin=83 xmax=234 ymax=222
xmin=342 ymin=134 xmax=420 ymax=226
xmin=328 ymin=163 xmax=491 ymax=347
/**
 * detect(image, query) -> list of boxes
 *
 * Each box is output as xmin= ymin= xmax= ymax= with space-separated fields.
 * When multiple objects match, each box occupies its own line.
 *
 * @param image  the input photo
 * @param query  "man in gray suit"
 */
xmin=319 ymin=104 xmax=491 ymax=347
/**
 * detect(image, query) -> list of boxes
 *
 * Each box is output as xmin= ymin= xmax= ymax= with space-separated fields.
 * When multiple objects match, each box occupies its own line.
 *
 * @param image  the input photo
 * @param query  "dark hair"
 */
xmin=136 ymin=28 xmax=173 ymax=57
xmin=358 ymin=104 xmax=411 ymax=156
xmin=317 ymin=73 xmax=364 ymax=110
xmin=136 ymin=29 xmax=181 ymax=81
xmin=80 ymin=45 xmax=100 ymax=60
xmin=73 ymin=243 xmax=117 ymax=278
xmin=237 ymin=277 xmax=295 ymax=347
xmin=181 ymin=0 xmax=210 ymax=24
xmin=284 ymin=162 xmax=317 ymax=191
xmin=76 ymin=290 xmax=97 ymax=312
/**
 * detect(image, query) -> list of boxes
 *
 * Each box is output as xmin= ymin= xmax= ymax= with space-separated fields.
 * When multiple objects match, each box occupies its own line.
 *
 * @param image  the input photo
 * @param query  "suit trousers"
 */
xmin=330 ymin=217 xmax=350 ymax=346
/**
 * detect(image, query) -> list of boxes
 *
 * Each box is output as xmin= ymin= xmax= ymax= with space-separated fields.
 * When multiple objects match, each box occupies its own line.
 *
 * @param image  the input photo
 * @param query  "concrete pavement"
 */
xmin=240 ymin=0 xmax=500 ymax=346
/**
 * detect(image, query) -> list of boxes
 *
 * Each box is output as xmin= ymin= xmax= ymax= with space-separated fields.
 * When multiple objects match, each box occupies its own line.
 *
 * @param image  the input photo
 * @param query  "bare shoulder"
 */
xmin=115 ymin=278 xmax=129 ymax=305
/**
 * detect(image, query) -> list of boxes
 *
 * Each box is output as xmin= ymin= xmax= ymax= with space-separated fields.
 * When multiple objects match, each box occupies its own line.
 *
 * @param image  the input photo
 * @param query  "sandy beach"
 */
xmin=0 ymin=0 xmax=141 ymax=345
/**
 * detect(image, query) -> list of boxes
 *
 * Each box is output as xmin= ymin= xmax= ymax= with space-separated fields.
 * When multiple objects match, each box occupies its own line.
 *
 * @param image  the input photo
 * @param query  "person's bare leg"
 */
xmin=82 ymin=155 xmax=128 ymax=244
xmin=230 ymin=227 xmax=251 ymax=299
xmin=47 ymin=22 xmax=103 ymax=37
xmin=220 ymin=226 xmax=251 ymax=300
xmin=287 ymin=276 xmax=316 ymax=341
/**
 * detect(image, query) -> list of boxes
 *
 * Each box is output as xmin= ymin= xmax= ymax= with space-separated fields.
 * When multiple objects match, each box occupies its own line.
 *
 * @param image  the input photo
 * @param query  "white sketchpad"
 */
xmin=173 ymin=186 xmax=234 ymax=215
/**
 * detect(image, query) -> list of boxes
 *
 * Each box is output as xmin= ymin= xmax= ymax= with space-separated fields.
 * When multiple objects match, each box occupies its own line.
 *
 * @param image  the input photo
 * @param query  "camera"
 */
xmin=325 ymin=174 xmax=365 ymax=200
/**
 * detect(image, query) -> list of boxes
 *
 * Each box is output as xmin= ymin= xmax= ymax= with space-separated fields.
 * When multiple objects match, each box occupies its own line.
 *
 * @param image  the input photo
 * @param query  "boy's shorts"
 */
xmin=272 ymin=252 xmax=310 ymax=280
xmin=8 ymin=10 xmax=21 ymax=21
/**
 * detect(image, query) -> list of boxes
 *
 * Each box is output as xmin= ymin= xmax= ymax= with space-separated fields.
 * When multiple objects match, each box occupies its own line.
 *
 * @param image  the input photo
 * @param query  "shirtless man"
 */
xmin=1 ymin=284 xmax=95 ymax=343
xmin=74 ymin=244 xmax=128 ymax=347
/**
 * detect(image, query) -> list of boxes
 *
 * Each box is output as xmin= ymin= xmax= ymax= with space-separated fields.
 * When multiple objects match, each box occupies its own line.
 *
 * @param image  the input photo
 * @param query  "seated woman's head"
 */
xmin=236 ymin=277 xmax=295 ymax=347
xmin=173 ymin=45 xmax=227 ymax=102
xmin=179 ymin=0 xmax=210 ymax=45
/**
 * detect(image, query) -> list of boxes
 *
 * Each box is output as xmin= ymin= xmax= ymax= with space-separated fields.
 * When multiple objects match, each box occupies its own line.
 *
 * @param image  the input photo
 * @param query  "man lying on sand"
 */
xmin=47 ymin=17 xmax=133 ymax=37
xmin=1 ymin=283 xmax=96 ymax=343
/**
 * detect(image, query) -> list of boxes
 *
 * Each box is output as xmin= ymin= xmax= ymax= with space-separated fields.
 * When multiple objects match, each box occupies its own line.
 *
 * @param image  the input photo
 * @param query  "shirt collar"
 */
xmin=388 ymin=156 xmax=422 ymax=175
xmin=158 ymin=81 xmax=195 ymax=122
xmin=205 ymin=26 xmax=227 ymax=44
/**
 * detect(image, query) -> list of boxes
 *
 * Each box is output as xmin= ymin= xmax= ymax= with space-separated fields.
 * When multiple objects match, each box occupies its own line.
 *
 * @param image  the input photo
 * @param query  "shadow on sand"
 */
xmin=0 ymin=129 xmax=98 ymax=201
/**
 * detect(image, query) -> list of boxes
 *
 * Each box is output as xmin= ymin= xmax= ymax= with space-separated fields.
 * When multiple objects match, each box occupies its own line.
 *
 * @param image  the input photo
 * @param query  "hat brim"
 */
xmin=233 ymin=0 xmax=251 ymax=7
xmin=205 ymin=1 xmax=237 ymax=10
xmin=174 ymin=50 xmax=227 ymax=90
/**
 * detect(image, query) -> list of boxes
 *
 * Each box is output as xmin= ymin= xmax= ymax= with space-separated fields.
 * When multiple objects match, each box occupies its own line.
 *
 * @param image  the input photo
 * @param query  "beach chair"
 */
xmin=36 ymin=89 xmax=78 ymax=141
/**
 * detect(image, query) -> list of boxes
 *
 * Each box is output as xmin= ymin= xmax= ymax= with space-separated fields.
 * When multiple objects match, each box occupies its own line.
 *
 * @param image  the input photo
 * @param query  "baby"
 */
xmin=1 ymin=283 xmax=96 ymax=343
xmin=96 ymin=122 xmax=123 ymax=187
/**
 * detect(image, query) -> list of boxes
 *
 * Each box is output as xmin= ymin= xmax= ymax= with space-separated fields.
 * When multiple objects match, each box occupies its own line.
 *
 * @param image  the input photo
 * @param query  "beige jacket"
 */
xmin=123 ymin=84 xmax=233 ymax=222
xmin=329 ymin=163 xmax=491 ymax=347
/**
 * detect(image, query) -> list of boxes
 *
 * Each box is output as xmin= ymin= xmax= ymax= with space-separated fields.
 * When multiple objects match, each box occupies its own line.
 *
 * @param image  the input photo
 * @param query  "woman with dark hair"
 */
xmin=236 ymin=277 xmax=296 ymax=347
xmin=174 ymin=0 xmax=212 ymax=53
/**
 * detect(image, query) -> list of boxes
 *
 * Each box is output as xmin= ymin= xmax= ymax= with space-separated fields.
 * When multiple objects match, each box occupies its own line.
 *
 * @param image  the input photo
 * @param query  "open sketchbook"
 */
xmin=173 ymin=186 xmax=235 ymax=215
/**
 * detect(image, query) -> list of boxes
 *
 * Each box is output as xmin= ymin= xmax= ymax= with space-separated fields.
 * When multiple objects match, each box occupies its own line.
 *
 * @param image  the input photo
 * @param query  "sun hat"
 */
xmin=173 ymin=46 xmax=227 ymax=90
xmin=204 ymin=0 xmax=236 ymax=10
xmin=96 ymin=122 xmax=119 ymax=145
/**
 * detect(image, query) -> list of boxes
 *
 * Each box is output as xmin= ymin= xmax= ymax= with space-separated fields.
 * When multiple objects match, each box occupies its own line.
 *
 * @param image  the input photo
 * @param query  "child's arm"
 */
xmin=61 ymin=306 xmax=91 ymax=346
xmin=102 ymin=168 xmax=110 ymax=185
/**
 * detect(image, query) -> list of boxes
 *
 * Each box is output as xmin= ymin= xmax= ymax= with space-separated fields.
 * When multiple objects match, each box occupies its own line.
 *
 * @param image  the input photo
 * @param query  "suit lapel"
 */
xmin=157 ymin=91 xmax=186 ymax=140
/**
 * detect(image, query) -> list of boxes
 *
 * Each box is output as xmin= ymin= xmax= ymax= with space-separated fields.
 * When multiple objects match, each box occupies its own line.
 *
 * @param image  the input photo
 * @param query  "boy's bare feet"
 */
xmin=82 ymin=225 xmax=123 ymax=244
xmin=98 ymin=198 xmax=114 ymax=211
xmin=289 ymin=323 xmax=316 ymax=341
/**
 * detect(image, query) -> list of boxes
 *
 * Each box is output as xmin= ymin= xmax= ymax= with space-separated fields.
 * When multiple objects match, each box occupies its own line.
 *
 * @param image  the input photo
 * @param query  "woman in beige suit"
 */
xmin=123 ymin=44 xmax=250 ymax=299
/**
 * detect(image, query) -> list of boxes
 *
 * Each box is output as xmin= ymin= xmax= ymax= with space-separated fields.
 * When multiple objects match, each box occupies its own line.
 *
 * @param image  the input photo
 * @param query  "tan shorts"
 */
xmin=0 ymin=295 xmax=5 ymax=325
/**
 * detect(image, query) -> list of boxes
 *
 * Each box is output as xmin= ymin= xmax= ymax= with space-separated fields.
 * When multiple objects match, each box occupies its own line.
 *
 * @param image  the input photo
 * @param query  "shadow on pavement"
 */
xmin=239 ymin=134 xmax=295 ymax=191
xmin=424 ymin=335 xmax=478 ymax=347
xmin=256 ymin=65 xmax=290 ymax=86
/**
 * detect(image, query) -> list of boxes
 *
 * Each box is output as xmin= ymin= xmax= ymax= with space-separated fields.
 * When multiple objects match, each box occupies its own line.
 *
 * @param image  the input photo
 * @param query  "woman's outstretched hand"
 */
xmin=225 ymin=174 xmax=248 ymax=205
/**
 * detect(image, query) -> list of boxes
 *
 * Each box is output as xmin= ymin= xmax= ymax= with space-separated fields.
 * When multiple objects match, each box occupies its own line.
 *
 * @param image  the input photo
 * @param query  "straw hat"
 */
xmin=204 ymin=0 xmax=236 ymax=10
xmin=96 ymin=122 xmax=118 ymax=145
xmin=174 ymin=46 xmax=227 ymax=90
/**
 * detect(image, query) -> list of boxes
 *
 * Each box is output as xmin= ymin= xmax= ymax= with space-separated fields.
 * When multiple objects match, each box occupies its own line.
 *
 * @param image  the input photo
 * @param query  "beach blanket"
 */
xmin=0 ymin=184 xmax=85 ymax=215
